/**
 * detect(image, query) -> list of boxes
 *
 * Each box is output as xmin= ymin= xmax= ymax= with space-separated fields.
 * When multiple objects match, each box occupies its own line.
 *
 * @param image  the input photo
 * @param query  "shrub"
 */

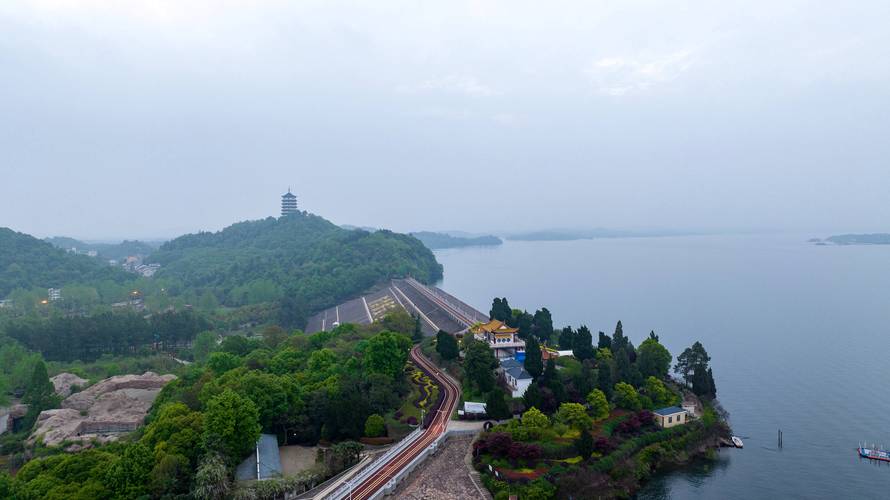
xmin=364 ymin=414 xmax=386 ymax=438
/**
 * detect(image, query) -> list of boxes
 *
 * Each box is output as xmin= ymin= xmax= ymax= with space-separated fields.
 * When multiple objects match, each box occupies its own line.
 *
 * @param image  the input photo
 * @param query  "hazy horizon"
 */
xmin=3 ymin=1 xmax=889 ymax=239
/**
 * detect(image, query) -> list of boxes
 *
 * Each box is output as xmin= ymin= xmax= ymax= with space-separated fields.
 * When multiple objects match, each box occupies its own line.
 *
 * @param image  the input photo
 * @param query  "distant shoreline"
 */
xmin=811 ymin=233 xmax=890 ymax=246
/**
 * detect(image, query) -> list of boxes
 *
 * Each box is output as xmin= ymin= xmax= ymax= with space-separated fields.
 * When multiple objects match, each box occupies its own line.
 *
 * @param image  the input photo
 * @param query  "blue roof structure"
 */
xmin=653 ymin=406 xmax=686 ymax=416
xmin=235 ymin=434 xmax=282 ymax=481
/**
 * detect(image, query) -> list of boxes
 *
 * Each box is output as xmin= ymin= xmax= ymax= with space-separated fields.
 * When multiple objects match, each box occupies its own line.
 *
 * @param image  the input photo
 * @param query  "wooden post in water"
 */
xmin=778 ymin=429 xmax=783 ymax=448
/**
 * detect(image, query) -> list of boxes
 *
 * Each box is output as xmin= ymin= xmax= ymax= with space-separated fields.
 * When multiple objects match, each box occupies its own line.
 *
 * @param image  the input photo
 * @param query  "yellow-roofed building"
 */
xmin=470 ymin=319 xmax=526 ymax=360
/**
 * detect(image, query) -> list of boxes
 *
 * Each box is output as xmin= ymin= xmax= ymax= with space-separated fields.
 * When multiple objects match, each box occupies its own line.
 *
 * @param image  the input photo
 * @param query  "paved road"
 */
xmin=342 ymin=345 xmax=461 ymax=500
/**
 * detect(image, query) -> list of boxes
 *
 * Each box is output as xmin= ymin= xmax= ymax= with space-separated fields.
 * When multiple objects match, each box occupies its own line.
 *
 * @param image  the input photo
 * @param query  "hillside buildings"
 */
xmin=281 ymin=189 xmax=298 ymax=216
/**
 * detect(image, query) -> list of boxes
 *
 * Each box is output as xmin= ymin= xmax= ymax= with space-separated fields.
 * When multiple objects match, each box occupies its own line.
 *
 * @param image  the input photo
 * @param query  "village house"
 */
xmin=497 ymin=358 xmax=533 ymax=398
xmin=653 ymin=406 xmax=689 ymax=428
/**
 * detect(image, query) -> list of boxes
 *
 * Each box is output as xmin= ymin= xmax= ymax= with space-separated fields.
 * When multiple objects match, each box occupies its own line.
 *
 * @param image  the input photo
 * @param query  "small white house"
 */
xmin=654 ymin=406 xmax=688 ymax=428
xmin=504 ymin=366 xmax=532 ymax=398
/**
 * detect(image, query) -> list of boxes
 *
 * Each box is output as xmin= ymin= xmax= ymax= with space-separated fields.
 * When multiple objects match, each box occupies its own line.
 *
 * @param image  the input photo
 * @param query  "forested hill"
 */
xmin=148 ymin=212 xmax=443 ymax=313
xmin=410 ymin=231 xmax=503 ymax=249
xmin=0 ymin=228 xmax=128 ymax=297
xmin=45 ymin=236 xmax=160 ymax=260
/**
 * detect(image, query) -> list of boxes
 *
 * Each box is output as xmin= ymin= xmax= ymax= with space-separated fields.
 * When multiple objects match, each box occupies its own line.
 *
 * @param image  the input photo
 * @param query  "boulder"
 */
xmin=51 ymin=373 xmax=89 ymax=397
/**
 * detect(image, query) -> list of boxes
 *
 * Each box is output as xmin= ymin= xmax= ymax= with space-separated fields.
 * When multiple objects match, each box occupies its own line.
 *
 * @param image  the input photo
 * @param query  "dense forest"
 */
xmin=148 ymin=213 xmax=442 ymax=315
xmin=409 ymin=231 xmax=502 ymax=249
xmin=0 ymin=228 xmax=131 ymax=298
xmin=4 ymin=310 xmax=208 ymax=362
xmin=2 ymin=313 xmax=419 ymax=499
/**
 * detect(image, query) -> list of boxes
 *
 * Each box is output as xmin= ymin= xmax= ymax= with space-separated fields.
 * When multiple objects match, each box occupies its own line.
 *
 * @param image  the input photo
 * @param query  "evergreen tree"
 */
xmin=489 ymin=297 xmax=512 ymax=322
xmin=542 ymin=359 xmax=566 ymax=405
xmin=597 ymin=362 xmax=613 ymax=399
xmin=575 ymin=430 xmax=594 ymax=460
xmin=573 ymin=326 xmax=595 ymax=361
xmin=464 ymin=337 xmax=498 ymax=394
xmin=559 ymin=326 xmax=576 ymax=350
xmin=612 ymin=321 xmax=627 ymax=352
xmin=524 ymin=341 xmax=544 ymax=379
xmin=614 ymin=347 xmax=632 ymax=384
xmin=435 ymin=330 xmax=459 ymax=360
xmin=637 ymin=337 xmax=672 ymax=379
xmin=532 ymin=308 xmax=554 ymax=342
xmin=516 ymin=310 xmax=534 ymax=339
xmin=523 ymin=382 xmax=544 ymax=411
xmin=674 ymin=341 xmax=711 ymax=388
xmin=412 ymin=315 xmax=424 ymax=343
xmin=22 ymin=359 xmax=59 ymax=428
xmin=485 ymin=390 xmax=512 ymax=420
xmin=597 ymin=331 xmax=612 ymax=350
xmin=707 ymin=368 xmax=717 ymax=399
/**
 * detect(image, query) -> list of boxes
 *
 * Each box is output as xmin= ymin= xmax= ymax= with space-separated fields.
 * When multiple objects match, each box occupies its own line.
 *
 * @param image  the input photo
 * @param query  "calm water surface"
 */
xmin=434 ymin=234 xmax=890 ymax=499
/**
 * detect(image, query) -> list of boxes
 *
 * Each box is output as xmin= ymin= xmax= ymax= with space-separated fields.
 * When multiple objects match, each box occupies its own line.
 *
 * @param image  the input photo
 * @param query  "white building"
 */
xmin=498 ymin=358 xmax=533 ymax=398
xmin=48 ymin=288 xmax=61 ymax=302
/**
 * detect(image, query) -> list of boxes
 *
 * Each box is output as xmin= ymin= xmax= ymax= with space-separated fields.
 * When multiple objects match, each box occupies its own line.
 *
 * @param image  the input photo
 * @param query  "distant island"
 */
xmin=505 ymin=228 xmax=693 ymax=242
xmin=813 ymin=234 xmax=890 ymax=245
xmin=410 ymin=231 xmax=503 ymax=250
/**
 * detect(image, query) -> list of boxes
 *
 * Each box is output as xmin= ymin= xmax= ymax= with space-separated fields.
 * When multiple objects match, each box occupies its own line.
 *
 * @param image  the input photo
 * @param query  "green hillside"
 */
xmin=0 ymin=228 xmax=129 ymax=297
xmin=148 ymin=212 xmax=443 ymax=313
xmin=410 ymin=231 xmax=502 ymax=249
xmin=45 ymin=236 xmax=160 ymax=261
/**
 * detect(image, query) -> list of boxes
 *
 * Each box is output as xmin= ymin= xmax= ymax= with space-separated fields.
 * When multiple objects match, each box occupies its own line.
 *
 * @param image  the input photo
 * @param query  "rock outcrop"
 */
xmin=31 ymin=372 xmax=176 ymax=448
xmin=50 ymin=372 xmax=89 ymax=398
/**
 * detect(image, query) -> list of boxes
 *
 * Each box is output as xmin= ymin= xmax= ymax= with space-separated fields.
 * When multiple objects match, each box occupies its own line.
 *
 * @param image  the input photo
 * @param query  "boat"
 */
xmin=858 ymin=443 xmax=890 ymax=462
xmin=731 ymin=436 xmax=744 ymax=448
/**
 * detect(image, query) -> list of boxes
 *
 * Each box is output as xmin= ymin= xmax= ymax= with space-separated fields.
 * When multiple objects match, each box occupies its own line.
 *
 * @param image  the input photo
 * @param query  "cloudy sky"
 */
xmin=2 ymin=1 xmax=888 ymax=239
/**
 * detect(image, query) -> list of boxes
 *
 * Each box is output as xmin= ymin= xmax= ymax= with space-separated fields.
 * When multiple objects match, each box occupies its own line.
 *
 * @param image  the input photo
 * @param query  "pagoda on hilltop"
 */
xmin=281 ymin=188 xmax=298 ymax=216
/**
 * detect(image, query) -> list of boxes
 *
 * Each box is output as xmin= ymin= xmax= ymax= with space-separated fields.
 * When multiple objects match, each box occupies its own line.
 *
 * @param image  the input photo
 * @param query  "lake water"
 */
xmin=434 ymin=234 xmax=890 ymax=499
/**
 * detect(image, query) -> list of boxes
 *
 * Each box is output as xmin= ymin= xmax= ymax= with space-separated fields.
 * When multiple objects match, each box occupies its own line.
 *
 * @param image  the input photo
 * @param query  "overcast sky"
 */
xmin=2 ymin=1 xmax=889 ymax=240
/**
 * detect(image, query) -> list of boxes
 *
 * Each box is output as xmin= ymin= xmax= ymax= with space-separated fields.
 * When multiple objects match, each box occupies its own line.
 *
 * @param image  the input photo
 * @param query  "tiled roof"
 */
xmin=506 ymin=366 xmax=532 ymax=380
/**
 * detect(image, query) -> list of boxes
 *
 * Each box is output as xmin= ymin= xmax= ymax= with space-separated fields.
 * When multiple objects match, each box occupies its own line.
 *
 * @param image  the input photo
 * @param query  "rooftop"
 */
xmin=471 ymin=319 xmax=519 ymax=335
xmin=506 ymin=366 xmax=532 ymax=380
xmin=653 ymin=406 xmax=686 ymax=416
xmin=236 ymin=434 xmax=282 ymax=481
xmin=499 ymin=358 xmax=523 ymax=370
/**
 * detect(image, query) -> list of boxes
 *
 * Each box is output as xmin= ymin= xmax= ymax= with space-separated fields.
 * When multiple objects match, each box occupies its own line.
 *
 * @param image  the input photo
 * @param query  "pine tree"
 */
xmin=524 ymin=341 xmax=544 ymax=379
xmin=485 ymin=390 xmax=512 ymax=420
xmin=573 ymin=326 xmax=595 ymax=361
xmin=597 ymin=362 xmax=613 ymax=399
xmin=559 ymin=326 xmax=575 ymax=350
xmin=597 ymin=331 xmax=612 ymax=350
xmin=523 ymin=382 xmax=544 ymax=410
xmin=435 ymin=330 xmax=459 ymax=360
xmin=412 ymin=315 xmax=423 ymax=343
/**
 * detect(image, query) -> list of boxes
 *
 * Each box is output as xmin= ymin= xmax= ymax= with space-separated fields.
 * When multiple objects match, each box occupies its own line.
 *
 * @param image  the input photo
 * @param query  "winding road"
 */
xmin=341 ymin=345 xmax=461 ymax=500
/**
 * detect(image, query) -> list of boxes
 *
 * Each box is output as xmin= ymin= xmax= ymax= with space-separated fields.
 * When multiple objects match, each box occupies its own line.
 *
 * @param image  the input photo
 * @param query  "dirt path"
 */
xmin=395 ymin=437 xmax=488 ymax=500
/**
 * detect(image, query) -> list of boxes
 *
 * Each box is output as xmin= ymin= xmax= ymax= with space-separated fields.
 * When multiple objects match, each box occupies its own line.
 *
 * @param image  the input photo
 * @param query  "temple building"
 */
xmin=281 ymin=189 xmax=298 ymax=216
xmin=471 ymin=319 xmax=526 ymax=360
